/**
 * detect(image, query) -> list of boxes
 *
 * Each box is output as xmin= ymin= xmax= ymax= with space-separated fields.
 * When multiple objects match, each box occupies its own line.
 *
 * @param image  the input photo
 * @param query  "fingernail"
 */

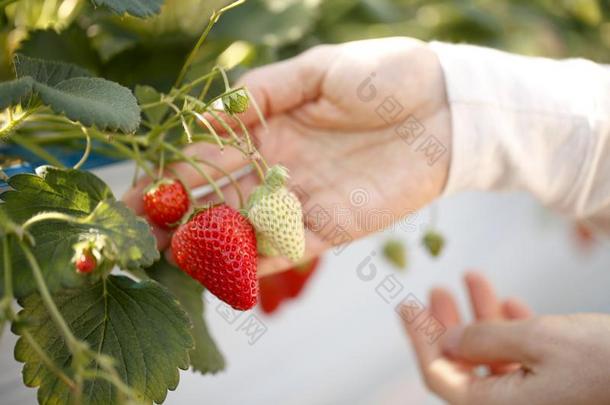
xmin=441 ymin=326 xmax=464 ymax=356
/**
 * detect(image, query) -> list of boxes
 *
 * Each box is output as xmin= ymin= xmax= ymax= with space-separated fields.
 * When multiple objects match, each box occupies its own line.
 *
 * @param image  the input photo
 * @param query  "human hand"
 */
xmin=403 ymin=272 xmax=610 ymax=405
xmin=123 ymin=37 xmax=451 ymax=275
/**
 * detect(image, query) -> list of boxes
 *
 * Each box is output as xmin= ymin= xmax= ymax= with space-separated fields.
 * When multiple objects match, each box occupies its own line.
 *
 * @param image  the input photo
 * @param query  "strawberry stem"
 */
xmin=162 ymin=141 xmax=225 ymax=202
xmin=174 ymin=0 xmax=246 ymax=87
xmin=22 ymin=211 xmax=82 ymax=232
xmin=17 ymin=239 xmax=80 ymax=354
xmin=195 ymin=157 xmax=245 ymax=208
xmin=73 ymin=126 xmax=92 ymax=170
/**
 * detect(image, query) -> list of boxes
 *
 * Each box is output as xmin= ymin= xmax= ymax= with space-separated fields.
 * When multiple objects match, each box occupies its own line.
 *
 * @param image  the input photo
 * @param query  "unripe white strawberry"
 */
xmin=256 ymin=231 xmax=280 ymax=257
xmin=246 ymin=166 xmax=305 ymax=262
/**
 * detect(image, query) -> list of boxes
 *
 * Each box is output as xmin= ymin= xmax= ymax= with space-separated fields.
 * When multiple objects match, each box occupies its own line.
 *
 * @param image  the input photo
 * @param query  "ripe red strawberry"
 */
xmin=143 ymin=179 xmax=190 ymax=229
xmin=171 ymin=204 xmax=258 ymax=310
xmin=259 ymin=257 xmax=320 ymax=314
xmin=75 ymin=249 xmax=97 ymax=274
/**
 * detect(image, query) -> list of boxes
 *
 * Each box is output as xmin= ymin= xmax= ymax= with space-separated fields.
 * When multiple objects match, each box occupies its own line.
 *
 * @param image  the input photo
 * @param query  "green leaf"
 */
xmin=34 ymin=77 xmax=141 ymax=133
xmin=1 ymin=168 xmax=159 ymax=298
xmin=0 ymin=77 xmax=33 ymax=110
xmin=86 ymin=200 xmax=160 ymax=270
xmin=0 ymin=205 xmax=22 ymax=238
xmin=3 ymin=167 xmax=113 ymax=223
xmin=91 ymin=0 xmax=165 ymax=18
xmin=135 ymin=85 xmax=168 ymax=125
xmin=18 ymin=26 xmax=102 ymax=74
xmin=13 ymin=275 xmax=194 ymax=404
xmin=148 ymin=257 xmax=225 ymax=374
xmin=14 ymin=54 xmax=91 ymax=86
xmin=7 ymin=54 xmax=141 ymax=132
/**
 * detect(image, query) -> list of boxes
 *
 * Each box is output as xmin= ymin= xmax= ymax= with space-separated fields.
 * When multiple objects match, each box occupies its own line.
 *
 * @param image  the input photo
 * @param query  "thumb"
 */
xmin=441 ymin=320 xmax=539 ymax=365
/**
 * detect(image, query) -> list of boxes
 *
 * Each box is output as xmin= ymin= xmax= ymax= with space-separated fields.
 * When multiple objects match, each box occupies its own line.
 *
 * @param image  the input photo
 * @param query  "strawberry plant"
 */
xmin=0 ymin=1 xmax=305 ymax=403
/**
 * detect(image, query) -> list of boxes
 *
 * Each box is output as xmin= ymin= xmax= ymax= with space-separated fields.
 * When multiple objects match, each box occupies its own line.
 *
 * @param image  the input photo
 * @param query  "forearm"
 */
xmin=431 ymin=42 xmax=610 ymax=232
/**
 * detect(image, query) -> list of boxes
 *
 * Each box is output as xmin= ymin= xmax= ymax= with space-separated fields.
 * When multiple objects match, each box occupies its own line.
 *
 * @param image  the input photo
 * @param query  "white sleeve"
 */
xmin=430 ymin=42 xmax=610 ymax=233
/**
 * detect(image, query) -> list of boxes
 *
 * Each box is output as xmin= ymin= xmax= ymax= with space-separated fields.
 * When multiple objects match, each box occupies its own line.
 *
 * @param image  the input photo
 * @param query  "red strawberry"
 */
xmin=259 ymin=257 xmax=320 ymax=314
xmin=75 ymin=249 xmax=97 ymax=274
xmin=258 ymin=275 xmax=284 ymax=314
xmin=171 ymin=204 xmax=258 ymax=310
xmin=143 ymin=179 xmax=190 ymax=229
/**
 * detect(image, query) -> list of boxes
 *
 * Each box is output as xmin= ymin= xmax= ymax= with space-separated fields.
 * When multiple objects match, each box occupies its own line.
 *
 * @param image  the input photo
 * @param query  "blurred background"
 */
xmin=1 ymin=0 xmax=610 ymax=404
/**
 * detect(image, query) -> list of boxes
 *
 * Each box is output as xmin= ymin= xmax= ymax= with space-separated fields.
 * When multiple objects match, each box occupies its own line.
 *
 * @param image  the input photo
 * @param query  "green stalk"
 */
xmin=10 ymin=135 xmax=66 ymax=168
xmin=194 ymin=157 xmax=244 ymax=208
xmin=21 ymin=330 xmax=77 ymax=390
xmin=0 ymin=109 xmax=35 ymax=140
xmin=22 ymin=211 xmax=81 ymax=232
xmin=161 ymin=141 xmax=225 ymax=202
xmin=73 ymin=127 xmax=92 ymax=170
xmin=0 ymin=239 xmax=76 ymax=391
xmin=17 ymin=239 xmax=79 ymax=351
xmin=174 ymin=0 xmax=247 ymax=87
xmin=3 ymin=237 xmax=13 ymax=300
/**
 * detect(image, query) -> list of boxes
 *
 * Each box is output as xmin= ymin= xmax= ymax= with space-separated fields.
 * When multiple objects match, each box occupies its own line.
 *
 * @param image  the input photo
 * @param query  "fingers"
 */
xmin=430 ymin=288 xmax=462 ymax=328
xmin=442 ymin=319 xmax=538 ymax=366
xmin=502 ymin=298 xmax=533 ymax=320
xmin=405 ymin=273 xmax=535 ymax=405
xmin=465 ymin=271 xmax=503 ymax=321
xmin=403 ymin=288 xmax=458 ymax=368
xmin=402 ymin=288 xmax=473 ymax=404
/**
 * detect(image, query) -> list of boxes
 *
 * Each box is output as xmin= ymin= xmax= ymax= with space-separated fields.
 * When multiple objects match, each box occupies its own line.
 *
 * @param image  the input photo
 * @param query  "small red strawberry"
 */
xmin=75 ymin=249 xmax=97 ymax=274
xmin=259 ymin=257 xmax=320 ymax=314
xmin=171 ymin=204 xmax=258 ymax=310
xmin=143 ymin=179 xmax=190 ymax=229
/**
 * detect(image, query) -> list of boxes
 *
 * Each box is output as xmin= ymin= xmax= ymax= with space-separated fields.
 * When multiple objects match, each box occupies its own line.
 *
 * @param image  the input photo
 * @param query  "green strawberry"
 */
xmin=422 ymin=230 xmax=445 ymax=257
xmin=222 ymin=89 xmax=249 ymax=114
xmin=382 ymin=239 xmax=407 ymax=270
xmin=246 ymin=165 xmax=305 ymax=262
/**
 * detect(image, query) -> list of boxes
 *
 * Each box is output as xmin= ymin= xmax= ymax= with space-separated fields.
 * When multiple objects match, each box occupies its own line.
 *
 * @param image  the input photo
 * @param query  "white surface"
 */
xmin=1 ymin=161 xmax=609 ymax=404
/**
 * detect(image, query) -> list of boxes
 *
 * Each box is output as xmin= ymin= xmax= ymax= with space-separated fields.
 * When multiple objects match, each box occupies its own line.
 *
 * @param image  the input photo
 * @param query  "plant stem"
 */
xmin=22 ymin=211 xmax=81 ymax=232
xmin=0 ymin=109 xmax=35 ymax=140
xmin=73 ymin=127 xmax=92 ymax=170
xmin=174 ymin=0 xmax=246 ymax=87
xmin=217 ymin=66 xmax=231 ymax=92
xmin=192 ymin=112 xmax=224 ymax=150
xmin=194 ymin=158 xmax=244 ymax=208
xmin=251 ymin=160 xmax=265 ymax=183
xmin=207 ymin=110 xmax=242 ymax=145
xmin=3 ymin=237 xmax=13 ymax=300
xmin=17 ymin=239 xmax=79 ymax=351
xmin=21 ymin=329 xmax=77 ymax=390
xmin=10 ymin=134 xmax=66 ymax=168
xmin=161 ymin=141 xmax=225 ymax=201
xmin=131 ymin=138 xmax=156 ymax=179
